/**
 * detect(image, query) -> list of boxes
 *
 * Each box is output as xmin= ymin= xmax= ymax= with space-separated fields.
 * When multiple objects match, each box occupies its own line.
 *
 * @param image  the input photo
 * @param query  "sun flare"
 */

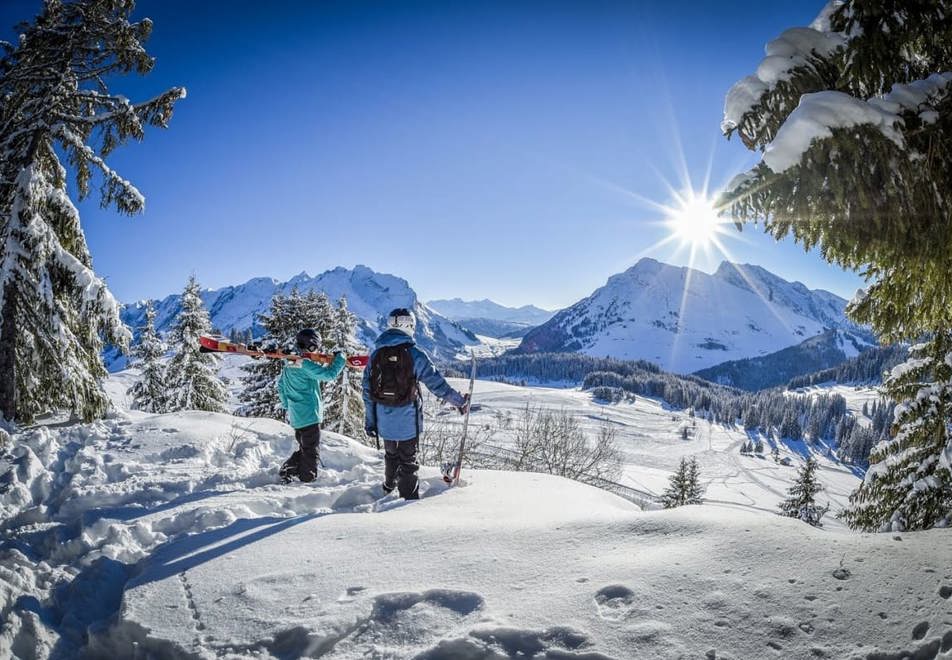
xmin=665 ymin=191 xmax=724 ymax=247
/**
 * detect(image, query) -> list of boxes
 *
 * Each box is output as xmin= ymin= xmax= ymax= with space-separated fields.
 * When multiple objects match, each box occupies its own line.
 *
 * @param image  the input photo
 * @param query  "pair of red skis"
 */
xmin=198 ymin=334 xmax=369 ymax=368
xmin=198 ymin=334 xmax=476 ymax=487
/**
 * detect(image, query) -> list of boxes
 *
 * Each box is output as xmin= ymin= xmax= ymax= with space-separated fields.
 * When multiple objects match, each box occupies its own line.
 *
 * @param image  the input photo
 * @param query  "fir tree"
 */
xmin=779 ymin=456 xmax=829 ymax=527
xmin=0 ymin=0 xmax=184 ymax=423
xmin=237 ymin=293 xmax=293 ymax=420
xmin=127 ymin=302 xmax=166 ymax=413
xmin=720 ymin=3 xmax=952 ymax=530
xmin=843 ymin=334 xmax=952 ymax=531
xmin=307 ymin=290 xmax=335 ymax=343
xmin=165 ymin=276 xmax=226 ymax=413
xmin=660 ymin=457 xmax=704 ymax=508
xmin=322 ymin=296 xmax=367 ymax=441
xmin=685 ymin=457 xmax=705 ymax=505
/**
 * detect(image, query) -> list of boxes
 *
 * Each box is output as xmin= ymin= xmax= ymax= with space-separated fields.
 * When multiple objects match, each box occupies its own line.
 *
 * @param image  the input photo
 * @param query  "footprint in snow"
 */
xmin=594 ymin=585 xmax=636 ymax=621
xmin=324 ymin=589 xmax=486 ymax=656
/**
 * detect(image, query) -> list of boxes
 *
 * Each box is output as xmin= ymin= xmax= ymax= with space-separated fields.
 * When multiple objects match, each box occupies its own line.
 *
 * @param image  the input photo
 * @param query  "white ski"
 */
xmin=445 ymin=352 xmax=477 ymax=486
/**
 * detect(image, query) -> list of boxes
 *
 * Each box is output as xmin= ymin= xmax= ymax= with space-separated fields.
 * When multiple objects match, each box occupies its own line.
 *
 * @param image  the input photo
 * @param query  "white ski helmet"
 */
xmin=387 ymin=308 xmax=416 ymax=335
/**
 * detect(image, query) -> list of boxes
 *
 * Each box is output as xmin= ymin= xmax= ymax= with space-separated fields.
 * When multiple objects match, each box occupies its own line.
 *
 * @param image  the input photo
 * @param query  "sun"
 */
xmin=664 ymin=191 xmax=724 ymax=247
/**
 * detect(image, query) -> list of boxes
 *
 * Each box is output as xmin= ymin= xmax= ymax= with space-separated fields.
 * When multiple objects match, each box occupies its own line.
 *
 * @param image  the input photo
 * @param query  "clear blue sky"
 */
xmin=2 ymin=0 xmax=865 ymax=309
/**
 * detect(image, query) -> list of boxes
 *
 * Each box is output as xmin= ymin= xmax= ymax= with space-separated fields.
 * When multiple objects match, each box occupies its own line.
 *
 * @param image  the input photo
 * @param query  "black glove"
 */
xmin=457 ymin=393 xmax=470 ymax=415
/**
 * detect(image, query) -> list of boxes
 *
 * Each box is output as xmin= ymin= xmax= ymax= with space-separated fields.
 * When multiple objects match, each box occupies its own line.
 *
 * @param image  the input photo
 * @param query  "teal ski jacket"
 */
xmin=278 ymin=354 xmax=346 ymax=429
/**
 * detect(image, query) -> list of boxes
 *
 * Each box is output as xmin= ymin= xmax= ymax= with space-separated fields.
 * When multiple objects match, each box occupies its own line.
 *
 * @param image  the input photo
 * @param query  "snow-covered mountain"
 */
xmin=427 ymin=298 xmax=555 ymax=325
xmin=116 ymin=265 xmax=476 ymax=369
xmin=515 ymin=258 xmax=864 ymax=373
xmin=693 ymin=328 xmax=876 ymax=391
xmin=427 ymin=298 xmax=555 ymax=338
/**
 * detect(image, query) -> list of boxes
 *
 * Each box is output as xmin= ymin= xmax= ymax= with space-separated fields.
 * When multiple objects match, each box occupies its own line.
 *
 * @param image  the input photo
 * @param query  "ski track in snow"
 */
xmin=2 ymin=380 xmax=951 ymax=659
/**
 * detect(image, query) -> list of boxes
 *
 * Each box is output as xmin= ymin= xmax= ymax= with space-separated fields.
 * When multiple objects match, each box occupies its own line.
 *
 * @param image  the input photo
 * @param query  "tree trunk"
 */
xmin=0 ymin=284 xmax=16 ymax=422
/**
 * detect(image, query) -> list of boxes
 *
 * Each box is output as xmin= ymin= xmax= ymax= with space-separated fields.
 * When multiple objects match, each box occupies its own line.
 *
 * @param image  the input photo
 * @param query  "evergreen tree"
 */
xmin=322 ymin=296 xmax=367 ymax=441
xmin=843 ymin=334 xmax=952 ymax=531
xmin=0 ymin=0 xmax=184 ymax=423
xmin=720 ymin=3 xmax=952 ymax=530
xmin=127 ymin=302 xmax=166 ymax=412
xmin=685 ymin=457 xmax=705 ymax=505
xmin=237 ymin=292 xmax=295 ymax=420
xmin=165 ymin=276 xmax=227 ymax=412
xmin=779 ymin=456 xmax=829 ymax=527
xmin=307 ymin=290 xmax=335 ymax=343
xmin=660 ymin=457 xmax=704 ymax=508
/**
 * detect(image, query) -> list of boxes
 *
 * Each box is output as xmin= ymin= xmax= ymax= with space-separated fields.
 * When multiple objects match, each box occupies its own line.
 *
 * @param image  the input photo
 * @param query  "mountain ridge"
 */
xmin=513 ymin=257 xmax=865 ymax=373
xmin=115 ymin=265 xmax=477 ymax=370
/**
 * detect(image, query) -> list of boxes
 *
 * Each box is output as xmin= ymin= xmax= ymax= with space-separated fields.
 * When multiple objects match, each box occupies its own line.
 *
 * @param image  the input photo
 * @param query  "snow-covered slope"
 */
xmin=116 ymin=265 xmax=476 ymax=368
xmin=2 ymin=399 xmax=949 ymax=659
xmin=516 ymin=258 xmax=863 ymax=373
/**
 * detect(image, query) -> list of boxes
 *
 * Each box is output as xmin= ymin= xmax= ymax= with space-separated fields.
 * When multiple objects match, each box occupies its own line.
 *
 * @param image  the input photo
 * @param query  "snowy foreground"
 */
xmin=2 ymin=395 xmax=952 ymax=658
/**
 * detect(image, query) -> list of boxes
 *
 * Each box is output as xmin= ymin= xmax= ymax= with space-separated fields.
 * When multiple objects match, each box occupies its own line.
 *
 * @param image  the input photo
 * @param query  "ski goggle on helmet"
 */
xmin=295 ymin=328 xmax=321 ymax=352
xmin=387 ymin=308 xmax=416 ymax=335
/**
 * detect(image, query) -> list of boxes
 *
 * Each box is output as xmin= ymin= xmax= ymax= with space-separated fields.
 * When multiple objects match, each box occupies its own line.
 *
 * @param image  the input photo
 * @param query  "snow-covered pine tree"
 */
xmin=0 ymin=0 xmax=184 ymax=423
xmin=685 ymin=457 xmax=705 ymax=505
xmin=165 ymin=276 xmax=227 ymax=413
xmin=720 ymin=3 xmax=952 ymax=530
xmin=127 ymin=301 xmax=167 ymax=412
xmin=236 ymin=292 xmax=293 ymax=420
xmin=843 ymin=334 xmax=952 ymax=531
xmin=322 ymin=296 xmax=367 ymax=441
xmin=660 ymin=458 xmax=689 ymax=509
xmin=779 ymin=456 xmax=829 ymax=527
xmin=307 ymin=290 xmax=335 ymax=344
xmin=660 ymin=457 xmax=703 ymax=508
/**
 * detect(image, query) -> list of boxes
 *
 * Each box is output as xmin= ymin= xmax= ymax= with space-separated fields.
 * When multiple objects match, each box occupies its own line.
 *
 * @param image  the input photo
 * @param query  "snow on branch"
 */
xmin=762 ymin=72 xmax=952 ymax=173
xmin=722 ymin=26 xmax=847 ymax=135
xmin=53 ymin=123 xmax=145 ymax=212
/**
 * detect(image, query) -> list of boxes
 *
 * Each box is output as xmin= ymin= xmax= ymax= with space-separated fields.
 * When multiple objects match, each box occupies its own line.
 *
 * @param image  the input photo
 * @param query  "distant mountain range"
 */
xmin=426 ymin=298 xmax=555 ymax=339
xmin=114 ymin=265 xmax=476 ymax=370
xmin=513 ymin=258 xmax=866 ymax=373
xmin=114 ymin=258 xmax=870 ymax=378
xmin=427 ymin=298 xmax=554 ymax=325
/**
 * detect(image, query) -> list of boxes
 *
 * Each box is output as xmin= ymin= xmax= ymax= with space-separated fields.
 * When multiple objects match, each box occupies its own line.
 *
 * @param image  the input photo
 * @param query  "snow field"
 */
xmin=442 ymin=379 xmax=865 ymax=528
xmin=3 ymin=376 xmax=949 ymax=658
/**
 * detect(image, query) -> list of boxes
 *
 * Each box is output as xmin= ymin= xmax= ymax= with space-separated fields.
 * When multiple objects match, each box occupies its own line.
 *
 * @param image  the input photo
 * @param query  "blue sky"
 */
xmin=2 ymin=0 xmax=865 ymax=309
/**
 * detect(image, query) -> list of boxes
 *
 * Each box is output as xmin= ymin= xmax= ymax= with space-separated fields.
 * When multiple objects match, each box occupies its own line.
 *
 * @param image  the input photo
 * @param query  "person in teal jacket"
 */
xmin=277 ymin=328 xmax=346 ymax=483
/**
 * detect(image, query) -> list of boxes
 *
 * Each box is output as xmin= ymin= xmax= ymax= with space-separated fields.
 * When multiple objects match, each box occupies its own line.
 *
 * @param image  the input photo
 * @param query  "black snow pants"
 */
xmin=280 ymin=423 xmax=320 ymax=483
xmin=384 ymin=438 xmax=419 ymax=500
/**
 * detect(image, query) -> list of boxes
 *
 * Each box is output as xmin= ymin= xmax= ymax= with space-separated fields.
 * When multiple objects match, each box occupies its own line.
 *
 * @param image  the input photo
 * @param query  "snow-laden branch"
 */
xmin=762 ymin=72 xmax=952 ymax=173
xmin=722 ymin=26 xmax=847 ymax=135
xmin=53 ymin=123 xmax=145 ymax=211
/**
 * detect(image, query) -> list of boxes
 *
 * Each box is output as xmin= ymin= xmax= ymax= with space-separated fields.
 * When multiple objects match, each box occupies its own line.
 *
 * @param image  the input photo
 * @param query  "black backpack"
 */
xmin=369 ymin=344 xmax=417 ymax=406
